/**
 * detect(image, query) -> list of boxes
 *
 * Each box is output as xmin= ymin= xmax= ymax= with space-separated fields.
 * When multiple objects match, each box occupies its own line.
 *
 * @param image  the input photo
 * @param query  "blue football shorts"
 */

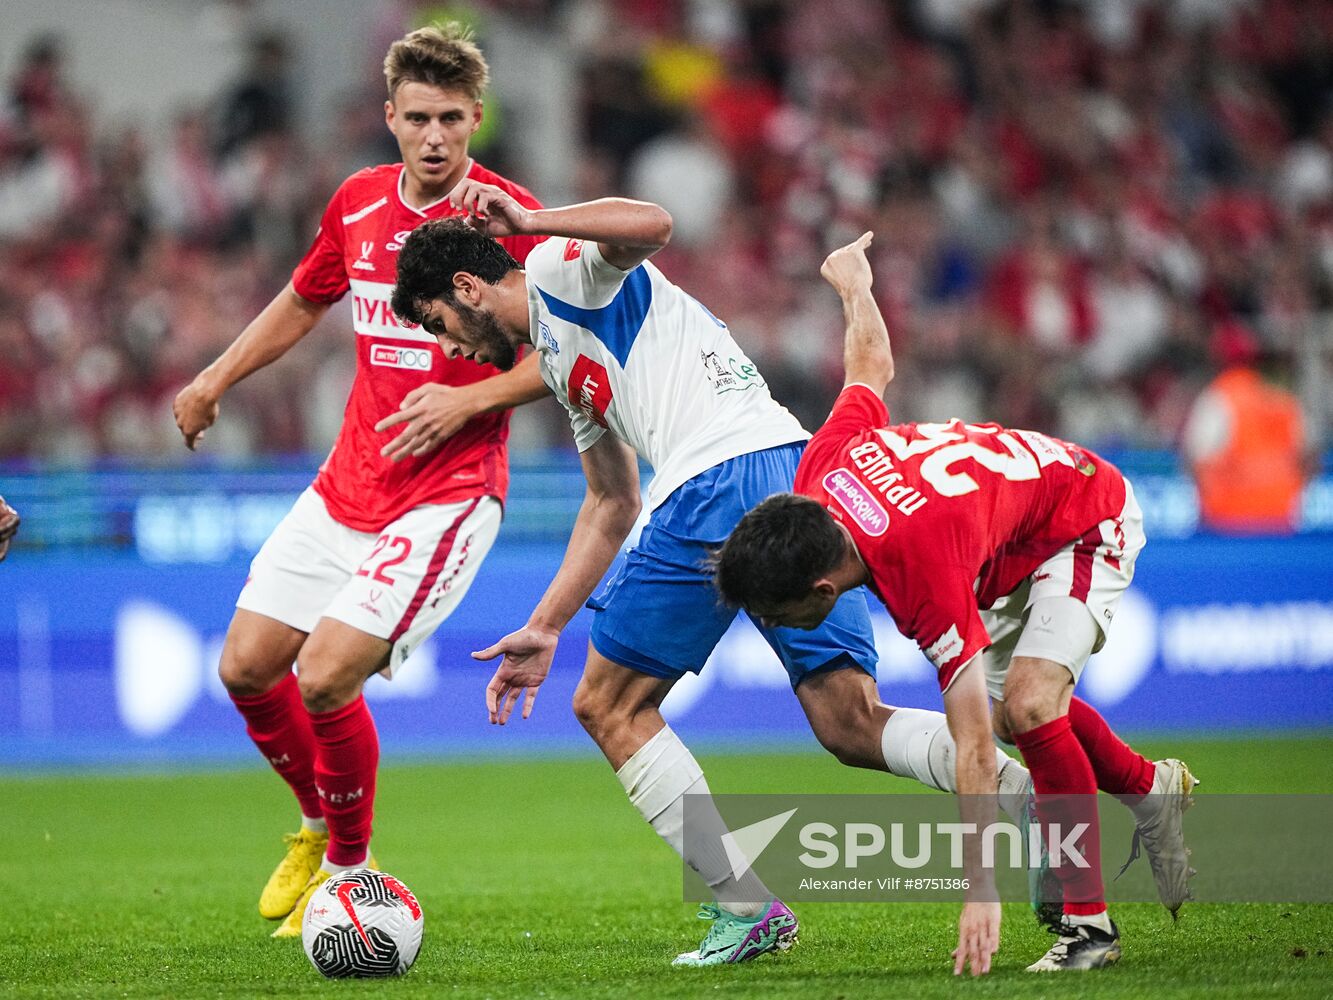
xmin=587 ymin=441 xmax=879 ymax=686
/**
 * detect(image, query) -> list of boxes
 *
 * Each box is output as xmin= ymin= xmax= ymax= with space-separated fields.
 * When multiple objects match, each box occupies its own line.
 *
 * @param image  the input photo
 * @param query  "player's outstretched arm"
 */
xmin=820 ymin=232 xmax=895 ymax=397
xmin=172 ymin=282 xmax=330 ymax=450
xmin=472 ymin=434 xmax=641 ymax=724
xmin=449 ymin=178 xmax=672 ymax=272
xmin=375 ymin=350 xmax=549 ymax=461
xmin=0 ymin=495 xmax=19 ymax=562
xmin=942 ymin=657 xmax=1001 ymax=977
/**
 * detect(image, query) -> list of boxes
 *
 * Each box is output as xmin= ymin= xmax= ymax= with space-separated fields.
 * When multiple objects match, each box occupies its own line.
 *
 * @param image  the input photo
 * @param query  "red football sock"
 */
xmin=1013 ymin=714 xmax=1106 ymax=917
xmin=310 ymin=695 xmax=379 ymax=867
xmin=1068 ymin=697 xmax=1155 ymax=799
xmin=230 ymin=672 xmax=322 ymax=819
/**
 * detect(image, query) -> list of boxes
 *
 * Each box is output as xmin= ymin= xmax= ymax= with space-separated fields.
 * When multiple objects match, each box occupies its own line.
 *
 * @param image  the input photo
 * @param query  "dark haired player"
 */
xmin=391 ymin=183 xmax=1039 ymax=973
xmin=714 ymin=233 xmax=1198 ymax=972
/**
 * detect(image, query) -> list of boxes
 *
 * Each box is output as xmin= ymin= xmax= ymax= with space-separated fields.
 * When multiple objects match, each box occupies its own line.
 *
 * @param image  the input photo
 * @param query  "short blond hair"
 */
xmin=383 ymin=22 xmax=489 ymax=102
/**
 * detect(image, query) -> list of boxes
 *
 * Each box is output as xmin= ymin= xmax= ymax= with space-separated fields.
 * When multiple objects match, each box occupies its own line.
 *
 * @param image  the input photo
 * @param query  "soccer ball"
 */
xmin=301 ymin=868 xmax=424 ymax=978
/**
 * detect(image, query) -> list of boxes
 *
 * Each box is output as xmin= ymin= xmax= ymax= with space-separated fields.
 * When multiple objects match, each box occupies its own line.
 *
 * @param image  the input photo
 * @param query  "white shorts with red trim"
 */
xmin=236 ymin=487 xmax=502 ymax=678
xmin=979 ymin=481 xmax=1145 ymax=701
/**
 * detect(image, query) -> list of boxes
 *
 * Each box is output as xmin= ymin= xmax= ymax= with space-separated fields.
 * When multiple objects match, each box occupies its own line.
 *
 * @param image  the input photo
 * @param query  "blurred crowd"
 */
xmin=0 ymin=0 xmax=1330 ymax=463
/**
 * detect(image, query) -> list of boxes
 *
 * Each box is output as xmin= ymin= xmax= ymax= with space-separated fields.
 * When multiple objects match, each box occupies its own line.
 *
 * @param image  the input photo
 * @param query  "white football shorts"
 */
xmin=236 ymin=487 xmax=502 ymax=677
xmin=979 ymin=481 xmax=1145 ymax=700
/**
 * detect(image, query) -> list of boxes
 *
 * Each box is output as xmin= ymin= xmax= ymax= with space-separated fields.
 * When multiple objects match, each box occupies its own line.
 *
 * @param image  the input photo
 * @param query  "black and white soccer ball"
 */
xmin=301 ymin=868 xmax=424 ymax=978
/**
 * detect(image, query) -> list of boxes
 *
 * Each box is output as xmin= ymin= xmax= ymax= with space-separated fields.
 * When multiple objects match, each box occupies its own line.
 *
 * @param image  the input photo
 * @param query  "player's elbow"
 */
xmin=612 ymin=488 xmax=642 ymax=529
xmin=646 ymin=205 xmax=673 ymax=249
xmin=591 ymin=484 xmax=641 ymax=532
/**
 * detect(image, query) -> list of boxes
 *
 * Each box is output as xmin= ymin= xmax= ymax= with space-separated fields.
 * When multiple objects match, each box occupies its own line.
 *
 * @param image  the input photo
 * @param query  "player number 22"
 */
xmin=356 ymin=534 xmax=413 ymax=585
xmin=877 ymin=423 xmax=1041 ymax=497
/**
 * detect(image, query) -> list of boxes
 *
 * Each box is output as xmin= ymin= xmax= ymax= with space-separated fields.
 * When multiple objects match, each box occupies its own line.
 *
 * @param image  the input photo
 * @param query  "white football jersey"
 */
xmin=525 ymin=237 xmax=808 ymax=509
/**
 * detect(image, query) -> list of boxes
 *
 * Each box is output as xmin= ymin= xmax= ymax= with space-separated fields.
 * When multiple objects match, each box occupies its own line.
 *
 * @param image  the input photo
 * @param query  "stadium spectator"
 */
xmin=1182 ymin=325 xmax=1313 ymax=533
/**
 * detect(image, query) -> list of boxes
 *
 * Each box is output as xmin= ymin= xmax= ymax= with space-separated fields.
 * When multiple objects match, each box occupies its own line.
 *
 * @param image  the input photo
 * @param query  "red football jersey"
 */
xmin=291 ymin=161 xmax=544 ymax=532
xmin=794 ymin=384 xmax=1128 ymax=691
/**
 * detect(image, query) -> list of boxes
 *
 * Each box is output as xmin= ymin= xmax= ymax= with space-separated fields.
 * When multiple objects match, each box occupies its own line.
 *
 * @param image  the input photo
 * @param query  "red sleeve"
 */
xmin=794 ymin=383 xmax=888 ymax=494
xmin=900 ymin=576 xmax=991 ymax=694
xmin=292 ymin=188 xmax=349 ymax=304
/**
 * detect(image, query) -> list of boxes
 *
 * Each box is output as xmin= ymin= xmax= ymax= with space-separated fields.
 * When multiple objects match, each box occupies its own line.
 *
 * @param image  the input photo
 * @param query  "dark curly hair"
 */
xmin=391 ymin=218 xmax=519 ymax=326
xmin=711 ymin=493 xmax=846 ymax=610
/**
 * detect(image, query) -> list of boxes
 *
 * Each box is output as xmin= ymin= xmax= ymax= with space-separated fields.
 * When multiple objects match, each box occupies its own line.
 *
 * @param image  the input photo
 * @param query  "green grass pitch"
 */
xmin=3 ymin=734 xmax=1330 ymax=998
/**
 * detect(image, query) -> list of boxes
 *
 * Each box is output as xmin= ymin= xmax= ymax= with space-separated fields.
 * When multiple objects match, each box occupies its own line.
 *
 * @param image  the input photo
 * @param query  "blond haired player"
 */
xmin=172 ymin=24 xmax=547 ymax=938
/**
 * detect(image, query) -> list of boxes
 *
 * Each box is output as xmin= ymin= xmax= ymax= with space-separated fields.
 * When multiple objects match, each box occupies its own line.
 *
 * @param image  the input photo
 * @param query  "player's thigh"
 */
xmin=235 ymin=487 xmax=366 ymax=638
xmin=751 ymin=585 xmax=879 ymax=688
xmin=575 ymin=643 xmax=679 ymax=720
xmin=218 ymin=608 xmax=309 ymax=696
xmin=793 ymin=665 xmax=889 ymax=767
xmin=323 ymin=495 xmax=503 ymax=679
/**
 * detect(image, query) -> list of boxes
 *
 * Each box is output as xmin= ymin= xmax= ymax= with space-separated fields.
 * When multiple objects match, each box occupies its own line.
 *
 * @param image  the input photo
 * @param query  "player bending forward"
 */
xmin=390 ymin=183 xmax=1037 ymax=973
xmin=714 ymin=234 xmax=1198 ymax=973
xmin=172 ymin=25 xmax=545 ymax=938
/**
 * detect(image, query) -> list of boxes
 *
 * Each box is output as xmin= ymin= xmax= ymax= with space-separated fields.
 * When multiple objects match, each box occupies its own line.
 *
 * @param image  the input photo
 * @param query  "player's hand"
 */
xmin=0 ymin=496 xmax=19 ymax=562
xmin=374 ymin=383 xmax=478 ymax=461
xmin=172 ymin=380 xmax=221 ymax=451
xmin=473 ymin=624 xmax=558 ymax=725
xmin=449 ymin=179 xmax=533 ymax=238
xmin=952 ymin=900 xmax=1000 ymax=976
xmin=820 ymin=231 xmax=874 ymax=295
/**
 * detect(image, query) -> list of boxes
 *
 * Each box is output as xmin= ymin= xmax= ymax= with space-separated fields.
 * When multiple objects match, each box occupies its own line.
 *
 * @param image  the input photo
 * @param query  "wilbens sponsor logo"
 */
xmin=824 ymin=469 xmax=889 ymax=537
xmin=370 ymin=344 xmax=433 ymax=371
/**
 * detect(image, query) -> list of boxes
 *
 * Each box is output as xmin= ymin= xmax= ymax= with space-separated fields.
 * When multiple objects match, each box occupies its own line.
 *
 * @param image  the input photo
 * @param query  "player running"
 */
xmin=171 ymin=24 xmax=547 ymax=939
xmin=389 ymin=184 xmax=1037 ymax=973
xmin=713 ymin=233 xmax=1198 ymax=973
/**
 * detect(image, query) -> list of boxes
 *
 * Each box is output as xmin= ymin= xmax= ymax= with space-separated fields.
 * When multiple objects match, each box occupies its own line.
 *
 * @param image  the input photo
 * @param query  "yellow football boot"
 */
xmin=271 ymin=853 xmax=378 ymax=939
xmin=258 ymin=829 xmax=328 ymax=920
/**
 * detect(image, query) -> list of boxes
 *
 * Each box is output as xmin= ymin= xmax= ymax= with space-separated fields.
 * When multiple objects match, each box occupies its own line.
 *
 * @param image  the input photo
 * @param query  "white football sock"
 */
xmin=1066 ymin=909 xmax=1114 ymax=934
xmin=617 ymin=725 xmax=769 ymax=918
xmin=301 ymin=815 xmax=328 ymax=834
xmin=880 ymin=707 xmax=1029 ymax=804
xmin=996 ymin=756 xmax=1033 ymax=825
xmin=320 ymin=853 xmax=368 ymax=874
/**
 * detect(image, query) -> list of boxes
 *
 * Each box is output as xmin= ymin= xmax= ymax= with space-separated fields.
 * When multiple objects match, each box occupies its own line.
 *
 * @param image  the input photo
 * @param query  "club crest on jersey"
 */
xmin=353 ymin=240 xmax=376 ymax=271
xmin=568 ymin=354 xmax=612 ymax=428
xmin=539 ymin=321 xmax=560 ymax=355
xmin=700 ymin=349 xmax=764 ymax=394
xmin=824 ymin=468 xmax=889 ymax=537
xmin=563 ymin=238 xmax=584 ymax=261
xmin=370 ymin=344 xmax=433 ymax=371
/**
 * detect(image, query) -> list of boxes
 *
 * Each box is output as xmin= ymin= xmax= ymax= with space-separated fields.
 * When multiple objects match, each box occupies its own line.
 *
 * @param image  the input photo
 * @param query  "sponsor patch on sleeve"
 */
xmin=823 ymin=469 xmax=889 ymax=537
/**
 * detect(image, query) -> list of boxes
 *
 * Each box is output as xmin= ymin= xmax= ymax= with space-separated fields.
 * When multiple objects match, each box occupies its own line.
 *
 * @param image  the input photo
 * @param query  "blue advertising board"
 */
xmin=2 ymin=531 xmax=1331 ymax=767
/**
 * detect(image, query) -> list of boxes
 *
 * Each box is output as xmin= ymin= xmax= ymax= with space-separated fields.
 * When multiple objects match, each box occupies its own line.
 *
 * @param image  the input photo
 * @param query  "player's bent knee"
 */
xmin=571 ymin=677 xmax=621 ymax=739
xmin=218 ymin=638 xmax=290 ymax=698
xmin=296 ymin=666 xmax=361 ymax=715
xmin=813 ymin=726 xmax=874 ymax=769
xmin=1003 ymin=686 xmax=1059 ymax=735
